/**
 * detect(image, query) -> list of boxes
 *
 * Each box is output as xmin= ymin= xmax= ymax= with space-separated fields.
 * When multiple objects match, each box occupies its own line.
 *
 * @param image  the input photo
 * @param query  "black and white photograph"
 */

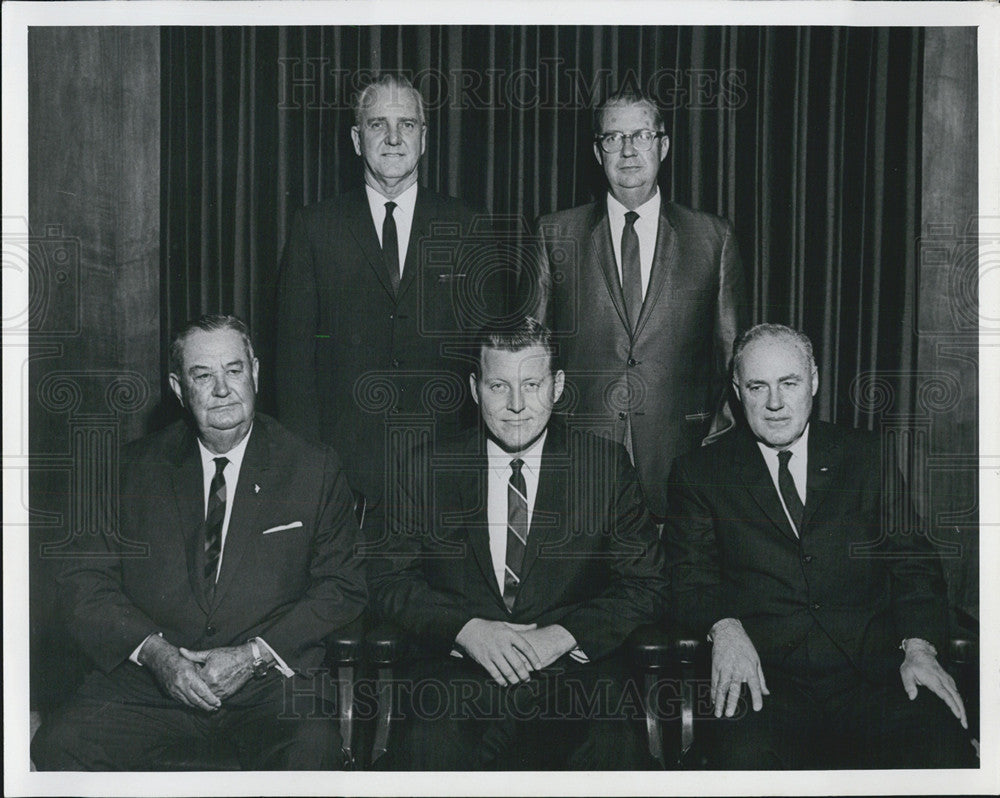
xmin=3 ymin=1 xmax=997 ymax=795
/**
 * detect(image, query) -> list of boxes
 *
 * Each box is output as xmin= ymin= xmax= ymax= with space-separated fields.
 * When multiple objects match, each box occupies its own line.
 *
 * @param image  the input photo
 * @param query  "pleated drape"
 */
xmin=161 ymin=26 xmax=923 ymax=429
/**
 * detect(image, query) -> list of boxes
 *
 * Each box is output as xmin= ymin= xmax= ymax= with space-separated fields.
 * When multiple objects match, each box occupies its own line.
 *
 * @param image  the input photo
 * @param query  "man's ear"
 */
xmin=658 ymin=134 xmax=670 ymax=163
xmin=168 ymin=373 xmax=185 ymax=407
xmin=732 ymin=379 xmax=743 ymax=405
xmin=420 ymin=124 xmax=427 ymax=156
xmin=593 ymin=140 xmax=604 ymax=167
xmin=469 ymin=373 xmax=480 ymax=406
xmin=811 ymin=368 xmax=819 ymax=397
xmin=350 ymin=126 xmax=362 ymax=156
xmin=552 ymin=369 xmax=566 ymax=404
xmin=251 ymin=357 xmax=260 ymax=393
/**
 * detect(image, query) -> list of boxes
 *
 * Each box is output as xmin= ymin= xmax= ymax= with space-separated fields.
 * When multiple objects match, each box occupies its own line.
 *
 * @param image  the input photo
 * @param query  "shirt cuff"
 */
xmin=568 ymin=647 xmax=589 ymax=664
xmin=129 ymin=632 xmax=163 ymax=665
xmin=254 ymin=637 xmax=295 ymax=678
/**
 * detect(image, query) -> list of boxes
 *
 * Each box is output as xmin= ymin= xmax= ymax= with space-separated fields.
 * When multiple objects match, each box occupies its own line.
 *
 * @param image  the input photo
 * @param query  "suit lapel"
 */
xmin=802 ymin=422 xmax=840 ymax=531
xmin=738 ymin=432 xmax=799 ymax=542
xmin=169 ymin=426 xmax=211 ymax=614
xmin=455 ymin=436 xmax=505 ymax=608
xmin=517 ymin=423 xmax=566 ymax=587
xmin=397 ymin=187 xmax=432 ymax=301
xmin=211 ymin=423 xmax=269 ymax=608
xmin=634 ymin=200 xmax=677 ymax=339
xmin=588 ymin=202 xmax=631 ymax=333
xmin=346 ymin=189 xmax=395 ymax=298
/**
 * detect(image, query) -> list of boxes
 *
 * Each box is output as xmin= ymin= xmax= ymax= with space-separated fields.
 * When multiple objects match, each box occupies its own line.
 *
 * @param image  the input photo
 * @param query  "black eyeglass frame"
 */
xmin=594 ymin=129 xmax=666 ymax=153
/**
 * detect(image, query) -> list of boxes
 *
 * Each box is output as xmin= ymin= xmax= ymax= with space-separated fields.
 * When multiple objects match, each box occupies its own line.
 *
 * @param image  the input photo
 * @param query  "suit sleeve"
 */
xmin=517 ymin=216 xmax=551 ymax=325
xmin=275 ymin=209 xmax=321 ymax=440
xmin=368 ymin=448 xmax=477 ymax=654
xmin=57 ymin=520 xmax=168 ymax=675
xmin=704 ymin=219 xmax=749 ymax=444
xmin=663 ymin=455 xmax=729 ymax=638
xmin=872 ymin=442 xmax=949 ymax=652
xmin=555 ymin=446 xmax=669 ymax=661
xmin=252 ymin=447 xmax=367 ymax=670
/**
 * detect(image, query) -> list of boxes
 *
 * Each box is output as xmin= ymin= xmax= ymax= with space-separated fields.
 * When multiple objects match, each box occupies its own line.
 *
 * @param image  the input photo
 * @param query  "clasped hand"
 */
xmin=140 ymin=635 xmax=254 ymax=711
xmin=709 ymin=618 xmax=769 ymax=718
xmin=455 ymin=619 xmax=577 ymax=686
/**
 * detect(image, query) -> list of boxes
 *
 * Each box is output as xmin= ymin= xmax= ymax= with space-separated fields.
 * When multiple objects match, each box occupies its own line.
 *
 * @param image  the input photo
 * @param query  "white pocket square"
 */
xmin=262 ymin=521 xmax=303 ymax=535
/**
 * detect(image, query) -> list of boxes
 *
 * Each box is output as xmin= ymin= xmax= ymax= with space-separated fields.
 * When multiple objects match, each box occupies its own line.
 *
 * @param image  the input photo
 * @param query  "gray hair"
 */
xmin=169 ymin=314 xmax=255 ymax=376
xmin=353 ymin=73 xmax=425 ymax=128
xmin=593 ymin=86 xmax=665 ymax=137
xmin=732 ymin=323 xmax=816 ymax=381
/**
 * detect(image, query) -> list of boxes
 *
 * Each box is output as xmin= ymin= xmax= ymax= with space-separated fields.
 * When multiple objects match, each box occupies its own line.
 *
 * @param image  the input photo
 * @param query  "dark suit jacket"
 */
xmin=533 ymin=198 xmax=748 ymax=517
xmin=276 ymin=186 xmax=504 ymax=508
xmin=370 ymin=418 xmax=668 ymax=662
xmin=664 ymin=421 xmax=949 ymax=682
xmin=57 ymin=413 xmax=367 ymax=679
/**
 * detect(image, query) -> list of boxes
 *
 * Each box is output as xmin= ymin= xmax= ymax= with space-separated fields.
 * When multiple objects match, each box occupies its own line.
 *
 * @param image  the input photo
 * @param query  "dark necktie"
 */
xmin=777 ymin=450 xmax=804 ymax=535
xmin=621 ymin=210 xmax=642 ymax=332
xmin=503 ymin=458 xmax=528 ymax=612
xmin=204 ymin=456 xmax=229 ymax=587
xmin=382 ymin=201 xmax=401 ymax=295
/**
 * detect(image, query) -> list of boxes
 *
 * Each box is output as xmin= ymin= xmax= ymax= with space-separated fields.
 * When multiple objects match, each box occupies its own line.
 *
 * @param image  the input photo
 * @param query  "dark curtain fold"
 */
xmin=161 ymin=25 xmax=923 ymax=430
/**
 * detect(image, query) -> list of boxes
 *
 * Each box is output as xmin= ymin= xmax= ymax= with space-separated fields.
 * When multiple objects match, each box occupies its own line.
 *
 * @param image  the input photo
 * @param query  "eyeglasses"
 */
xmin=595 ymin=129 xmax=665 ymax=153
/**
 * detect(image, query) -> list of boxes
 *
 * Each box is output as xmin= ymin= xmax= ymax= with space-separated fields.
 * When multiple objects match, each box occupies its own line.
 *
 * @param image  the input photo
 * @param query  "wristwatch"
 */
xmin=248 ymin=638 xmax=269 ymax=679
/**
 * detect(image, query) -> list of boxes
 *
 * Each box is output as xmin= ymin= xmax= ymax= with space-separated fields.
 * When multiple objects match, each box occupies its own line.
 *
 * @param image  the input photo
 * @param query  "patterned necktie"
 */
xmin=382 ymin=201 xmax=401 ymax=295
xmin=503 ymin=458 xmax=528 ymax=612
xmin=777 ymin=450 xmax=804 ymax=535
xmin=204 ymin=456 xmax=229 ymax=587
xmin=621 ymin=210 xmax=642 ymax=332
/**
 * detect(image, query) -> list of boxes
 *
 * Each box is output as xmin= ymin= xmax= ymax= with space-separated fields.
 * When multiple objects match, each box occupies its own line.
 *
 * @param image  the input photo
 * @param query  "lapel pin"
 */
xmin=820 ymin=467 xmax=828 ymax=472
xmin=254 ymin=483 xmax=261 ymax=494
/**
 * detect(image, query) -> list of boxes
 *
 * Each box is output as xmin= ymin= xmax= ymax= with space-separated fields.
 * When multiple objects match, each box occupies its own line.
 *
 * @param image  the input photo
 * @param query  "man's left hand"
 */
xmin=899 ymin=639 xmax=967 ymax=729
xmin=179 ymin=644 xmax=255 ymax=701
xmin=519 ymin=625 xmax=577 ymax=670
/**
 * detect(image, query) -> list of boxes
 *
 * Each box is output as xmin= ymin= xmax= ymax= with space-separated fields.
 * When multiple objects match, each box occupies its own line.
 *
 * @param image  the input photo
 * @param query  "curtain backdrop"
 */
xmin=161 ymin=25 xmax=924 ymax=425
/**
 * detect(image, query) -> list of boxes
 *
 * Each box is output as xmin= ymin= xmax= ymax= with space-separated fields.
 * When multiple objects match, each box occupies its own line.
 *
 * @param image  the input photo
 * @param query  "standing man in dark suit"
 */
xmin=665 ymin=323 xmax=975 ymax=768
xmin=276 ymin=73 xmax=503 ymax=526
xmin=370 ymin=318 xmax=667 ymax=770
xmin=531 ymin=87 xmax=748 ymax=519
xmin=32 ymin=315 xmax=366 ymax=770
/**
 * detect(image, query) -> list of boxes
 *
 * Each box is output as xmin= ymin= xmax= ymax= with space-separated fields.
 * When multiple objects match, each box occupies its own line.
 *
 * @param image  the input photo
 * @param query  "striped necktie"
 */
xmin=503 ymin=458 xmax=528 ymax=612
xmin=204 ymin=456 xmax=229 ymax=588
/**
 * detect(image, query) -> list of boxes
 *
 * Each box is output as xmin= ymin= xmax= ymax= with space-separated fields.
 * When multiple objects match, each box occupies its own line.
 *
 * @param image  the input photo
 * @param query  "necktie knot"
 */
xmin=385 ymin=200 xmax=397 ymax=217
xmin=624 ymin=210 xmax=639 ymax=227
xmin=213 ymin=456 xmax=229 ymax=477
xmin=510 ymin=457 xmax=524 ymax=477
xmin=777 ymin=450 xmax=792 ymax=468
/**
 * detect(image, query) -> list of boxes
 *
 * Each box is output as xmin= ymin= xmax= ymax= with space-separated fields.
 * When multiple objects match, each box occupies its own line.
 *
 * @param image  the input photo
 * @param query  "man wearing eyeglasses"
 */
xmin=528 ymin=86 xmax=748 ymax=521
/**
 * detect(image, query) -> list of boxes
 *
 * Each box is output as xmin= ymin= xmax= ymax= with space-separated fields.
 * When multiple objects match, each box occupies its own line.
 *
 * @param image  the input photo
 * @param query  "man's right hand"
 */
xmin=455 ymin=618 xmax=544 ymax=686
xmin=138 ymin=634 xmax=221 ymax=711
xmin=709 ymin=617 xmax=769 ymax=717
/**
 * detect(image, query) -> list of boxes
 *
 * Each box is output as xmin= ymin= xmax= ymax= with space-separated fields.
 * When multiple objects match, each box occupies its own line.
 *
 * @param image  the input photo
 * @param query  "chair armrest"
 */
xmin=365 ymin=621 xmax=408 ymax=666
xmin=324 ymin=615 xmax=366 ymax=668
xmin=626 ymin=624 xmax=674 ymax=670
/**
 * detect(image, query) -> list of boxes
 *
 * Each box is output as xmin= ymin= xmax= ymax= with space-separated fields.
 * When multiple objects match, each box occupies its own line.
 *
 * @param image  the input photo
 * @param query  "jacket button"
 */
xmin=618 ymin=411 xmax=627 ymax=420
xmin=205 ymin=624 xmax=217 ymax=636
xmin=802 ymin=554 xmax=813 ymax=563
xmin=811 ymin=602 xmax=820 ymax=611
xmin=392 ymin=358 xmax=400 ymax=368
xmin=389 ymin=313 xmax=394 ymax=320
xmin=627 ymin=357 xmax=637 ymax=367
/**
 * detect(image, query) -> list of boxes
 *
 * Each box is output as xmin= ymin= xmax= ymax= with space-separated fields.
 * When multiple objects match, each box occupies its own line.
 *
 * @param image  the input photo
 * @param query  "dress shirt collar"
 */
xmin=605 ymin=188 xmax=661 ymax=230
xmin=364 ymin=180 xmax=418 ymax=224
xmin=485 ymin=430 xmax=547 ymax=477
xmin=197 ymin=423 xmax=252 ymax=475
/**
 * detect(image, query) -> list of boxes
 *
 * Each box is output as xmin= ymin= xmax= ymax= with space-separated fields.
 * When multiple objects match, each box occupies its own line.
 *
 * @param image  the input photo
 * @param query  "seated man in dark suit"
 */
xmin=369 ymin=317 xmax=668 ymax=770
xmin=665 ymin=323 xmax=975 ymax=769
xmin=32 ymin=314 xmax=367 ymax=770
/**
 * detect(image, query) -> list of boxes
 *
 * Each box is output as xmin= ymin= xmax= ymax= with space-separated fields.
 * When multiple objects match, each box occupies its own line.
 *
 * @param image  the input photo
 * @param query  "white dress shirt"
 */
xmin=756 ymin=424 xmax=809 ymax=536
xmin=365 ymin=181 xmax=418 ymax=277
xmin=606 ymin=189 xmax=661 ymax=299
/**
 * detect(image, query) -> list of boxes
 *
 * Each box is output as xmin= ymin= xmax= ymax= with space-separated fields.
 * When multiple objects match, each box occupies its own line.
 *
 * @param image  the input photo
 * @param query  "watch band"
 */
xmin=248 ymin=637 xmax=269 ymax=678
